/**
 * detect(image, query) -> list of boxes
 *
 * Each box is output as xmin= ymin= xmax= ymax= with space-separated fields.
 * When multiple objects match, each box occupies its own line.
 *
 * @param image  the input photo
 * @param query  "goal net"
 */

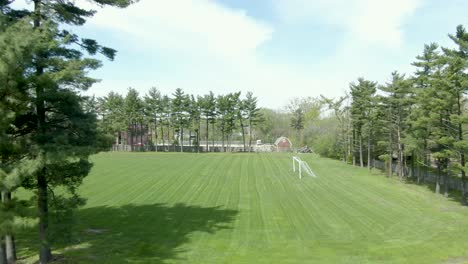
xmin=292 ymin=156 xmax=317 ymax=179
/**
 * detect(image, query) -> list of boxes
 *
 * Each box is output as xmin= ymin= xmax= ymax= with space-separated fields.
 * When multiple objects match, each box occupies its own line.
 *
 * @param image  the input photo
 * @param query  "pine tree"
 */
xmin=124 ymin=88 xmax=144 ymax=151
xmin=216 ymin=94 xmax=233 ymax=151
xmin=290 ymin=108 xmax=305 ymax=146
xmin=244 ymin=92 xmax=263 ymax=151
xmin=171 ymin=88 xmax=190 ymax=152
xmin=350 ymin=78 xmax=377 ymax=167
xmin=188 ymin=95 xmax=201 ymax=151
xmin=144 ymin=87 xmax=163 ymax=148
xmin=3 ymin=1 xmax=134 ymax=262
xmin=199 ymin=91 xmax=217 ymax=151
xmin=410 ymin=43 xmax=441 ymax=183
xmin=441 ymin=25 xmax=468 ymax=204
xmin=321 ymin=95 xmax=350 ymax=162
xmin=216 ymin=93 xmax=240 ymax=151
xmin=379 ymin=72 xmax=413 ymax=179
xmin=99 ymin=92 xmax=126 ymax=146
xmin=0 ymin=16 xmax=36 ymax=263
xmin=160 ymin=95 xmax=171 ymax=150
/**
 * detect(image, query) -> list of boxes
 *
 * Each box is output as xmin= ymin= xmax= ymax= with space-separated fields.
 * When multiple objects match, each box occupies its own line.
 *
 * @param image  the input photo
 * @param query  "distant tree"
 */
xmin=188 ymin=95 xmax=201 ymax=150
xmin=160 ymin=95 xmax=171 ymax=149
xmin=350 ymin=78 xmax=377 ymax=167
xmin=171 ymin=88 xmax=190 ymax=152
xmin=237 ymin=96 xmax=248 ymax=151
xmin=216 ymin=93 xmax=239 ymax=151
xmin=124 ymin=88 xmax=144 ymax=151
xmin=144 ymin=87 xmax=163 ymax=147
xmin=409 ymin=43 xmax=441 ymax=183
xmin=379 ymin=72 xmax=413 ymax=178
xmin=290 ymin=108 xmax=305 ymax=146
xmin=287 ymin=97 xmax=322 ymax=147
xmin=99 ymin=92 xmax=126 ymax=145
xmin=321 ymin=95 xmax=350 ymax=163
xmin=244 ymin=92 xmax=263 ymax=151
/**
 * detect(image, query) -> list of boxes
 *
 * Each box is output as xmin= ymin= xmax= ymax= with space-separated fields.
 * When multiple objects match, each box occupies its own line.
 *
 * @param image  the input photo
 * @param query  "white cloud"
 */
xmin=275 ymin=0 xmax=421 ymax=48
xmin=82 ymin=0 xmax=273 ymax=60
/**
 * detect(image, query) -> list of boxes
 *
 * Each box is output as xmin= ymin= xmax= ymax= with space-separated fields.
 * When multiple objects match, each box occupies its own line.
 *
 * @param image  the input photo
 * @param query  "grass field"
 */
xmin=17 ymin=152 xmax=468 ymax=263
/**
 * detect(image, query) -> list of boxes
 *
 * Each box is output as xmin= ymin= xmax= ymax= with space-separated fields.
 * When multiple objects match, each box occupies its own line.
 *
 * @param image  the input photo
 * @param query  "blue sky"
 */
xmin=12 ymin=0 xmax=468 ymax=108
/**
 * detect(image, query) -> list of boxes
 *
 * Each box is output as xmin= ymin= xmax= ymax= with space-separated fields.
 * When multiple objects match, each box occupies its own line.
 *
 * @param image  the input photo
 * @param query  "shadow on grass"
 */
xmin=380 ymin=172 xmax=467 ymax=206
xmin=417 ymin=181 xmax=466 ymax=205
xmin=17 ymin=203 xmax=238 ymax=263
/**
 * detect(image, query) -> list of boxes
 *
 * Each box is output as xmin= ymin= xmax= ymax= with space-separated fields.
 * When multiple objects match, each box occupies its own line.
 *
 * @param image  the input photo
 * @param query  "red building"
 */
xmin=274 ymin=136 xmax=292 ymax=152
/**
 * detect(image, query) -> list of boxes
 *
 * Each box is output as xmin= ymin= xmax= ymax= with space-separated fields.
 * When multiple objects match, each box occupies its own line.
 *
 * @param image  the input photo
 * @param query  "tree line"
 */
xmin=96 ymin=88 xmax=263 ymax=152
xmin=318 ymin=25 xmax=468 ymax=205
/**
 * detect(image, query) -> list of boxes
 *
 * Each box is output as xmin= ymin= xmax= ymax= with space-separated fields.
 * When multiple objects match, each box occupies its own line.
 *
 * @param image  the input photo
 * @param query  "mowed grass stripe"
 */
xmin=82 ymin=153 xmax=177 ymax=206
xmin=184 ymin=154 xmax=242 ymax=262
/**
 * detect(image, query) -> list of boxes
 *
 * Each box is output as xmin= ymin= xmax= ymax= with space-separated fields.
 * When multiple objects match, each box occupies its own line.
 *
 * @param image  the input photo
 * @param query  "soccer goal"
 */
xmin=292 ymin=156 xmax=317 ymax=179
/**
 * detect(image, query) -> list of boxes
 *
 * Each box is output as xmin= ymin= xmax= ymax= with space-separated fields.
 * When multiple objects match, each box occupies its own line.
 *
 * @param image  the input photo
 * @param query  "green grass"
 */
xmin=17 ymin=152 xmax=468 ymax=263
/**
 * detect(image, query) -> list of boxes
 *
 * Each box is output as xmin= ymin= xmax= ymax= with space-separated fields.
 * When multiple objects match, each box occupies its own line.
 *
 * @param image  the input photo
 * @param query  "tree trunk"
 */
xmin=160 ymin=124 xmax=164 ymax=150
xmin=129 ymin=123 xmax=133 ymax=152
xmin=347 ymin=120 xmax=351 ymax=163
xmin=444 ymin=159 xmax=449 ymax=198
xmin=352 ymin=129 xmax=356 ymax=166
xmin=189 ymin=130 xmax=192 ymax=147
xmin=2 ymin=192 xmax=16 ymax=264
xmin=461 ymin=152 xmax=466 ymax=205
xmin=240 ymin=119 xmax=246 ymax=152
xmin=38 ymin=168 xmax=52 ymax=263
xmin=141 ymin=124 xmax=144 ymax=150
xmin=456 ymin=88 xmax=466 ymax=205
xmin=154 ymin=118 xmax=158 ymax=147
xmin=436 ymin=159 xmax=441 ymax=194
xmin=197 ymin=120 xmax=201 ymax=153
xmin=34 ymin=1 xmax=52 ymax=260
xmin=180 ymin=127 xmax=184 ymax=152
xmin=0 ymin=237 xmax=6 ymax=264
xmin=367 ymin=128 xmax=371 ymax=170
xmin=411 ymin=150 xmax=415 ymax=180
xmin=400 ymin=143 xmax=406 ymax=180
xmin=206 ymin=119 xmax=209 ymax=152
xmin=397 ymin=126 xmax=403 ymax=180
xmin=0 ymin=193 xmax=6 ymax=264
xmin=152 ymin=124 xmax=156 ymax=152
xmin=388 ymin=128 xmax=393 ymax=177
xmin=359 ymin=133 xmax=363 ymax=168
xmin=166 ymin=123 xmax=170 ymax=151
xmin=4 ymin=235 xmax=15 ymax=264
xmin=423 ymin=142 xmax=428 ymax=183
xmin=417 ymin=156 xmax=422 ymax=184
xmin=211 ymin=122 xmax=215 ymax=152
xmin=342 ymin=120 xmax=347 ymax=163
xmin=248 ymin=119 xmax=252 ymax=152
xmin=221 ymin=130 xmax=225 ymax=152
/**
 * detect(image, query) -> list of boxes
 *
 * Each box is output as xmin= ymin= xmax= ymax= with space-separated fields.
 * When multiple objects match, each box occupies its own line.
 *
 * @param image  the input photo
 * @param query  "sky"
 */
xmin=11 ymin=0 xmax=468 ymax=108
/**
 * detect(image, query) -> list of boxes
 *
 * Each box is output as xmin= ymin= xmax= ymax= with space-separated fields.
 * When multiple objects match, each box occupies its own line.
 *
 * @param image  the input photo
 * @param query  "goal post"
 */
xmin=293 ymin=156 xmax=302 ymax=178
xmin=292 ymin=156 xmax=317 ymax=179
